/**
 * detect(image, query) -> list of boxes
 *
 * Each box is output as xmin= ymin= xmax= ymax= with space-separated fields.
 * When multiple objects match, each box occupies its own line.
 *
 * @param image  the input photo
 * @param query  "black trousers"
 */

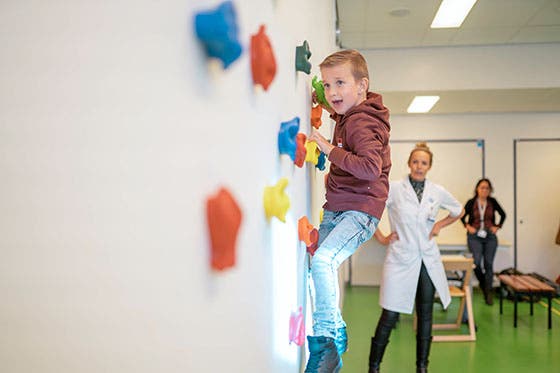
xmin=467 ymin=232 xmax=497 ymax=290
xmin=371 ymin=262 xmax=435 ymax=366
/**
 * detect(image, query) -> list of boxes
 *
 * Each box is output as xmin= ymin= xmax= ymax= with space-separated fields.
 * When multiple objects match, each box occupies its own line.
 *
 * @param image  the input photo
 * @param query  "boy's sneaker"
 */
xmin=304 ymin=336 xmax=342 ymax=373
xmin=335 ymin=327 xmax=348 ymax=356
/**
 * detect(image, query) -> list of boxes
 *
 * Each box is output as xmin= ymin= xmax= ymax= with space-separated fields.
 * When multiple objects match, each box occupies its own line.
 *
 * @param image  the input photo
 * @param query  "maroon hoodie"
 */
xmin=324 ymin=92 xmax=391 ymax=219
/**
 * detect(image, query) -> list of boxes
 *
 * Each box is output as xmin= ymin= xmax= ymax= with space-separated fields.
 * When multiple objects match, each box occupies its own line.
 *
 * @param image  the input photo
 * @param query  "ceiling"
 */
xmin=337 ymin=0 xmax=560 ymax=49
xmin=336 ymin=0 xmax=560 ymax=114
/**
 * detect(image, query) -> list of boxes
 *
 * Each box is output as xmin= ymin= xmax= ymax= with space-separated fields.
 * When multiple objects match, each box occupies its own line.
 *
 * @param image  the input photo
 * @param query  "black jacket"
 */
xmin=461 ymin=197 xmax=506 ymax=229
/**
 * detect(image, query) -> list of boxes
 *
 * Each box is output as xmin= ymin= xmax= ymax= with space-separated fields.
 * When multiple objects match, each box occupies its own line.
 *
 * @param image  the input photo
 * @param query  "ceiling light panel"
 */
xmin=407 ymin=96 xmax=440 ymax=113
xmin=431 ymin=0 xmax=478 ymax=28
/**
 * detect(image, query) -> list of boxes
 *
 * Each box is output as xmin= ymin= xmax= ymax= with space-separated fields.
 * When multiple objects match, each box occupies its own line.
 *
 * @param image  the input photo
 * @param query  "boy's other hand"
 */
xmin=309 ymin=129 xmax=335 ymax=156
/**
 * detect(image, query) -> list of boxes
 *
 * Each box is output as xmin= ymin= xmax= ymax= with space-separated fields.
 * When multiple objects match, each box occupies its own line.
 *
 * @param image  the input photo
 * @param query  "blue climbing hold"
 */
xmin=278 ymin=117 xmax=300 ymax=161
xmin=316 ymin=151 xmax=326 ymax=171
xmin=194 ymin=1 xmax=242 ymax=68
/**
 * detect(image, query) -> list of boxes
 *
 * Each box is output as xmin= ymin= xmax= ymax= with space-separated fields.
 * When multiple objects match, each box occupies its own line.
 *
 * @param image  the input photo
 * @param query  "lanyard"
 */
xmin=477 ymin=199 xmax=487 ymax=230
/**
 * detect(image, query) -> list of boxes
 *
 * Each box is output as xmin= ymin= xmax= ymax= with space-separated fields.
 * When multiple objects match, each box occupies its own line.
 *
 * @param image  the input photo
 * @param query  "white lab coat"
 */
xmin=379 ymin=177 xmax=463 ymax=314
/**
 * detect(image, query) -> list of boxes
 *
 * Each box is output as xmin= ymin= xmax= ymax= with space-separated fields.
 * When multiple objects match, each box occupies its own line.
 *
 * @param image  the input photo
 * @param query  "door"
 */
xmin=516 ymin=139 xmax=560 ymax=280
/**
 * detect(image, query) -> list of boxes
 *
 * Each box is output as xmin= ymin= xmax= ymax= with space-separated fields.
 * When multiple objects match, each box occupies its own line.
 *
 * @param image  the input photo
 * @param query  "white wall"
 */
xmin=363 ymin=43 xmax=560 ymax=91
xmin=0 ymin=1 xmax=337 ymax=372
xmin=353 ymin=113 xmax=560 ymax=285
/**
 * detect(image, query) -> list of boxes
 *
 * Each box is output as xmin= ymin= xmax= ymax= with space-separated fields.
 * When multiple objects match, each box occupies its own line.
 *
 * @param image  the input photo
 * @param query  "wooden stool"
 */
xmin=431 ymin=256 xmax=476 ymax=342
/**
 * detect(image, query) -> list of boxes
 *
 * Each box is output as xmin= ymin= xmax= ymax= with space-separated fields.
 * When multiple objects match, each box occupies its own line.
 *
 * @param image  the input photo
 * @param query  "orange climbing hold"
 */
xmin=206 ymin=187 xmax=242 ymax=271
xmin=295 ymin=133 xmax=307 ymax=168
xmin=298 ymin=216 xmax=314 ymax=246
xmin=311 ymin=105 xmax=322 ymax=129
xmin=250 ymin=25 xmax=277 ymax=91
xmin=307 ymin=228 xmax=319 ymax=256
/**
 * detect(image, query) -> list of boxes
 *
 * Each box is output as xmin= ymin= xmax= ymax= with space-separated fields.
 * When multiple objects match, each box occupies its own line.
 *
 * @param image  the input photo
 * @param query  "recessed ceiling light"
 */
xmin=431 ymin=0 xmax=478 ymax=28
xmin=407 ymin=96 xmax=440 ymax=113
xmin=389 ymin=7 xmax=410 ymax=17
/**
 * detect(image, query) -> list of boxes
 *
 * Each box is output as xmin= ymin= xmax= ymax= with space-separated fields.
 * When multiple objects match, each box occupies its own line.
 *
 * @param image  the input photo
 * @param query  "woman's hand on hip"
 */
xmin=387 ymin=232 xmax=399 ymax=243
xmin=429 ymin=223 xmax=441 ymax=239
xmin=374 ymin=230 xmax=399 ymax=245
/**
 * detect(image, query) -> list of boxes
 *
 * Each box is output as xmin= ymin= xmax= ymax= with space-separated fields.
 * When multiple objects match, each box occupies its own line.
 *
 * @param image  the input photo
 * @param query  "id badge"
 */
xmin=477 ymin=230 xmax=487 ymax=238
xmin=427 ymin=199 xmax=437 ymax=222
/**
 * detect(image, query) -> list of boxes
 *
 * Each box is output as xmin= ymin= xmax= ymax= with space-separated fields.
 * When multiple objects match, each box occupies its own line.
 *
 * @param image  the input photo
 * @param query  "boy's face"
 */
xmin=320 ymin=62 xmax=367 ymax=115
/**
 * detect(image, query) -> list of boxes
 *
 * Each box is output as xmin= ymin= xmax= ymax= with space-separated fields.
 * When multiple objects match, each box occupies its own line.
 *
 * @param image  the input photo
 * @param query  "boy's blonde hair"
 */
xmin=408 ymin=142 xmax=433 ymax=166
xmin=319 ymin=49 xmax=370 ymax=90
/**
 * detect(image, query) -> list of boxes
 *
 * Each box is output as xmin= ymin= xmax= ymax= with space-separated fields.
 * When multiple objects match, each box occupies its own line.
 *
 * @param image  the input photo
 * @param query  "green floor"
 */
xmin=341 ymin=286 xmax=560 ymax=372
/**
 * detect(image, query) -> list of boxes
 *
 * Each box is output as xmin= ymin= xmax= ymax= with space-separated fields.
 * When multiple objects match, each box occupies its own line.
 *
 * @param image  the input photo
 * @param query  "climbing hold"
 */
xmin=311 ymin=104 xmax=323 ymax=129
xmin=316 ymin=151 xmax=326 ymax=171
xmin=307 ymin=228 xmax=319 ymax=256
xmin=294 ymin=133 xmax=307 ymax=168
xmin=305 ymin=141 xmax=319 ymax=165
xmin=295 ymin=40 xmax=312 ymax=74
xmin=289 ymin=306 xmax=305 ymax=346
xmin=312 ymin=76 xmax=331 ymax=110
xmin=278 ymin=117 xmax=300 ymax=161
xmin=263 ymin=178 xmax=291 ymax=222
xmin=206 ymin=187 xmax=243 ymax=271
xmin=251 ymin=25 xmax=277 ymax=90
xmin=194 ymin=1 xmax=242 ymax=69
xmin=298 ymin=216 xmax=315 ymax=246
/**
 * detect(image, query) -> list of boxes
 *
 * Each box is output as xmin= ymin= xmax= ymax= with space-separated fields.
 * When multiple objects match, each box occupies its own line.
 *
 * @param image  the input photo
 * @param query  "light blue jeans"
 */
xmin=311 ymin=210 xmax=379 ymax=339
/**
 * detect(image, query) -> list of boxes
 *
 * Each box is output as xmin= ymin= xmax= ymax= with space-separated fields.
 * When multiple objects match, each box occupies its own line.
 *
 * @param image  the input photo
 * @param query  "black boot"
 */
xmin=485 ymin=287 xmax=494 ymax=305
xmin=369 ymin=309 xmax=399 ymax=373
xmin=368 ymin=337 xmax=387 ymax=373
xmin=475 ymin=269 xmax=486 ymax=298
xmin=416 ymin=336 xmax=432 ymax=372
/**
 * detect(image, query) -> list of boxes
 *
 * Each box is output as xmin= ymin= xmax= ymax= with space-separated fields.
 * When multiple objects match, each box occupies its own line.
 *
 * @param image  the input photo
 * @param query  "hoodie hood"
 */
xmin=340 ymin=92 xmax=390 ymax=131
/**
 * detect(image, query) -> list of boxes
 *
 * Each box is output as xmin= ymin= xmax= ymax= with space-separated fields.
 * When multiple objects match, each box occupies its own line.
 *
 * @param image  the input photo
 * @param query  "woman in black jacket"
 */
xmin=461 ymin=178 xmax=506 ymax=305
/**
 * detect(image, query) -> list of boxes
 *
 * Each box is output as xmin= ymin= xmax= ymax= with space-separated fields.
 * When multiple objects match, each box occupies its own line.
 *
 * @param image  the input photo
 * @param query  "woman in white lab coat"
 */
xmin=368 ymin=143 xmax=464 ymax=373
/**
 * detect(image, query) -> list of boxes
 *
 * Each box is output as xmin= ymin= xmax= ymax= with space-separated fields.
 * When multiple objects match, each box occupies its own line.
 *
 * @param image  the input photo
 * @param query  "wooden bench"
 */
xmin=498 ymin=274 xmax=556 ymax=329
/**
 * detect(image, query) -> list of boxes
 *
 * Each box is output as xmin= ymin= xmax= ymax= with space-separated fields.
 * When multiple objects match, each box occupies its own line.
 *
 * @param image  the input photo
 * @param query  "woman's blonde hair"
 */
xmin=408 ymin=142 xmax=433 ymax=166
xmin=319 ymin=49 xmax=370 ymax=90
